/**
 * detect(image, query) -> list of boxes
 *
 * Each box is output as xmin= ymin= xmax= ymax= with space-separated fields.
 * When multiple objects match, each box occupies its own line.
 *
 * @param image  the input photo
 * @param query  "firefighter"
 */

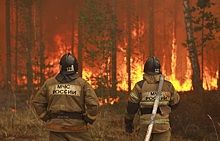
xmin=33 ymin=53 xmax=99 ymax=141
xmin=124 ymin=56 xmax=180 ymax=141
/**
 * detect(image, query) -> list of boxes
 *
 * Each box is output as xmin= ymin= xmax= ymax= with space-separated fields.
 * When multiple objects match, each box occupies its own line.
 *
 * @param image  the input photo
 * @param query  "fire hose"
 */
xmin=144 ymin=74 xmax=165 ymax=141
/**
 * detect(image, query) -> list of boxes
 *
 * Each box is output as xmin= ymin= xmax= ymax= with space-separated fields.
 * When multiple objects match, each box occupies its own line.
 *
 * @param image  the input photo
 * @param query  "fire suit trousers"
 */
xmin=136 ymin=126 xmax=171 ymax=141
xmin=49 ymin=130 xmax=92 ymax=141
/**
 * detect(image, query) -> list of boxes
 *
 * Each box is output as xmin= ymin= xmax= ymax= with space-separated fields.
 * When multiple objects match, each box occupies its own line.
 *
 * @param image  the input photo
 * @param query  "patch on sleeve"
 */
xmin=49 ymin=84 xmax=81 ymax=96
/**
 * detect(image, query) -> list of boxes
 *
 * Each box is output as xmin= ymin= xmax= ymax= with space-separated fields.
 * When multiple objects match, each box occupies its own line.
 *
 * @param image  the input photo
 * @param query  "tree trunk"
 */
xmin=127 ymin=0 xmax=131 ymax=92
xmin=182 ymin=0 xmax=203 ymax=92
xmin=201 ymin=8 xmax=205 ymax=85
xmin=163 ymin=0 xmax=168 ymax=71
xmin=39 ymin=0 xmax=45 ymax=86
xmin=15 ymin=0 xmax=19 ymax=88
xmin=6 ymin=0 xmax=11 ymax=91
xmin=111 ymin=0 xmax=117 ymax=93
xmin=71 ymin=1 xmax=75 ymax=54
xmin=26 ymin=4 xmax=33 ymax=94
xmin=78 ymin=20 xmax=83 ymax=77
xmin=149 ymin=0 xmax=154 ymax=56
xmin=174 ymin=0 xmax=177 ymax=42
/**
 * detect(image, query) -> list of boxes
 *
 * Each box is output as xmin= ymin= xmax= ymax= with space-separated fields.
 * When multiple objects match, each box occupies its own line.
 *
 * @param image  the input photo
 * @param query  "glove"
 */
xmin=125 ymin=124 xmax=134 ymax=133
xmin=83 ymin=115 xmax=95 ymax=124
xmin=124 ymin=118 xmax=134 ymax=133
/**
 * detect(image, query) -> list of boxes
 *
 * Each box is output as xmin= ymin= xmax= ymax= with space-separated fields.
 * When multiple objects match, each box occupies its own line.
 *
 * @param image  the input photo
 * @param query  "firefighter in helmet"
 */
xmin=33 ymin=53 xmax=99 ymax=141
xmin=124 ymin=56 xmax=180 ymax=141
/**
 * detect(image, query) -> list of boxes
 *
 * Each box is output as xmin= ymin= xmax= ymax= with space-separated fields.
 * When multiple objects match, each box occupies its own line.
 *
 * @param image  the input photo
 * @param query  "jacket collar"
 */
xmin=143 ymin=73 xmax=161 ymax=84
xmin=55 ymin=72 xmax=79 ymax=83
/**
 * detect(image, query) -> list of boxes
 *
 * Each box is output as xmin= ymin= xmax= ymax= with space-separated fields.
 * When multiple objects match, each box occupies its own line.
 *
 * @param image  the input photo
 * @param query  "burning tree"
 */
xmin=6 ymin=0 xmax=54 ymax=93
xmin=126 ymin=0 xmax=146 ymax=92
xmin=5 ymin=0 xmax=11 ymax=92
xmin=182 ymin=0 xmax=220 ymax=92
xmin=191 ymin=0 xmax=220 ymax=88
xmin=183 ymin=0 xmax=204 ymax=92
xmin=78 ymin=0 xmax=119 ymax=98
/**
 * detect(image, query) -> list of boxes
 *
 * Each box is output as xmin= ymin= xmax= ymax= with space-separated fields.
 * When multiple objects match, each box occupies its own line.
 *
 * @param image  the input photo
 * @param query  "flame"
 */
xmin=164 ymin=30 xmax=193 ymax=91
xmin=54 ymin=35 xmax=72 ymax=54
xmin=50 ymin=27 xmax=219 ymax=92
xmin=115 ymin=49 xmax=143 ymax=91
xmin=99 ymin=96 xmax=120 ymax=106
xmin=203 ymin=69 xmax=218 ymax=90
xmin=163 ymin=29 xmax=218 ymax=91
xmin=115 ymin=22 xmax=145 ymax=91
xmin=15 ymin=29 xmax=219 ymax=93
xmin=82 ymin=68 xmax=98 ymax=88
xmin=17 ymin=76 xmax=27 ymax=88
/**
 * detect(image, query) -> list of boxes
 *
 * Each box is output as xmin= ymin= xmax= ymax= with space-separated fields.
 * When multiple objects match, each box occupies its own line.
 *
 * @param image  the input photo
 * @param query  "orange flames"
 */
xmin=163 ymin=30 xmax=218 ymax=91
xmin=16 ymin=28 xmax=218 ymax=101
xmin=203 ymin=69 xmax=218 ymax=90
xmin=80 ymin=29 xmax=219 ymax=92
xmin=163 ymin=30 xmax=193 ymax=91
xmin=98 ymin=96 xmax=120 ymax=106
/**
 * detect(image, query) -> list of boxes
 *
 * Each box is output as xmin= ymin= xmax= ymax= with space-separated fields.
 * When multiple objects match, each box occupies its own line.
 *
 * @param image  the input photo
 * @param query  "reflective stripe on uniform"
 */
xmin=140 ymin=118 xmax=169 ymax=124
xmin=46 ymin=124 xmax=88 ymax=131
xmin=129 ymin=92 xmax=139 ymax=100
xmin=140 ymin=101 xmax=169 ymax=108
xmin=39 ymin=111 xmax=48 ymax=119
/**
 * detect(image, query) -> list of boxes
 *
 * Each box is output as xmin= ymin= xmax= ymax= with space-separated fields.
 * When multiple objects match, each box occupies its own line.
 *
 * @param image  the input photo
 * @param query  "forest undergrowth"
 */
xmin=0 ymin=90 xmax=219 ymax=141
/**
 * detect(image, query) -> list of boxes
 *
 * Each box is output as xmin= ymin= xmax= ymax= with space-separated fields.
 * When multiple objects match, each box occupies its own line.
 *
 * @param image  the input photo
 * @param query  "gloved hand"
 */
xmin=125 ymin=124 xmax=134 ymax=133
xmin=124 ymin=118 xmax=134 ymax=133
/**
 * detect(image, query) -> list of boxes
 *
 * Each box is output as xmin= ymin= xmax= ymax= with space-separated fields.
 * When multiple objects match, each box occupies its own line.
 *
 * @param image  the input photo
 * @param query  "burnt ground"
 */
xmin=0 ymin=90 xmax=219 ymax=141
xmin=170 ymin=90 xmax=220 ymax=141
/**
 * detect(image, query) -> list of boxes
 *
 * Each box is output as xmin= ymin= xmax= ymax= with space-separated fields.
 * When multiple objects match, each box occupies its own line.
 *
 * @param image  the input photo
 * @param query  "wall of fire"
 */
xmin=0 ymin=0 xmax=219 ymax=92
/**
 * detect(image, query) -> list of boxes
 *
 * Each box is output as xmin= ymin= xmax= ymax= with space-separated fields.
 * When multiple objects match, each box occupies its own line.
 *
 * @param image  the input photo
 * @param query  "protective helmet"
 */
xmin=59 ymin=53 xmax=78 ymax=74
xmin=144 ymin=56 xmax=161 ymax=75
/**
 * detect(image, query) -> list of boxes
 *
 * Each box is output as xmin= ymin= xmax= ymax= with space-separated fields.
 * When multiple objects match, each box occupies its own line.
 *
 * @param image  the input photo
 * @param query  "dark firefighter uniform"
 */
xmin=33 ymin=53 xmax=99 ymax=141
xmin=125 ymin=57 xmax=180 ymax=141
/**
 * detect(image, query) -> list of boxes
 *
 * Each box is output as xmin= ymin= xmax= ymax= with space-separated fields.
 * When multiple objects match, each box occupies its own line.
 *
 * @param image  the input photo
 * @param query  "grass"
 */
xmin=0 ymin=107 xmax=48 ymax=141
xmin=0 ymin=90 xmax=219 ymax=141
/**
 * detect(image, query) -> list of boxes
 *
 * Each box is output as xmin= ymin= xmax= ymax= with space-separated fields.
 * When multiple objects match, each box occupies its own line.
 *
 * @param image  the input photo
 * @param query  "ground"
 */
xmin=0 ymin=90 xmax=219 ymax=141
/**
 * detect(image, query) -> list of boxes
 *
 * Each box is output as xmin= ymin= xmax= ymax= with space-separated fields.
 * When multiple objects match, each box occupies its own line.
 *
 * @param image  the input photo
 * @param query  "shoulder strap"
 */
xmin=137 ymin=80 xmax=145 ymax=89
